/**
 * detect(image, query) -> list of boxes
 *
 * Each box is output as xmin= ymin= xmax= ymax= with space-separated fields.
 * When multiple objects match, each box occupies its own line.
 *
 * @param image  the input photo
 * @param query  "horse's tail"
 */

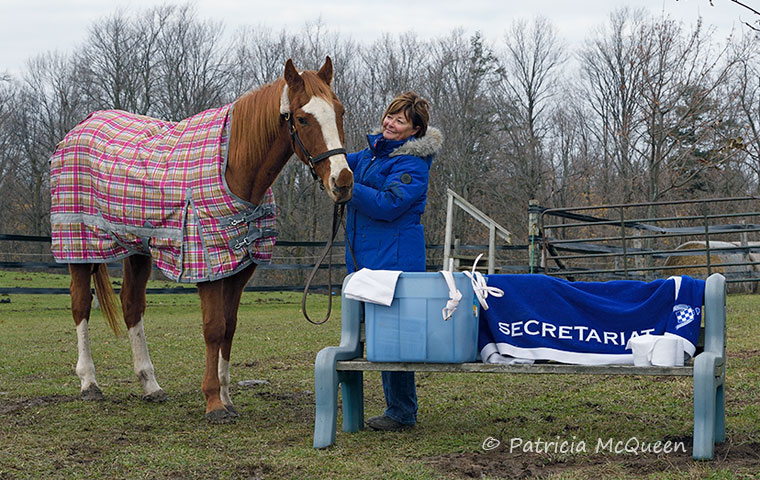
xmin=93 ymin=264 xmax=122 ymax=336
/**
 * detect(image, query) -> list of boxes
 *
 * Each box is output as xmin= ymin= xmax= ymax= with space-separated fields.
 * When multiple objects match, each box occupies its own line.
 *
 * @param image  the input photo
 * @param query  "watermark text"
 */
xmin=482 ymin=435 xmax=687 ymax=456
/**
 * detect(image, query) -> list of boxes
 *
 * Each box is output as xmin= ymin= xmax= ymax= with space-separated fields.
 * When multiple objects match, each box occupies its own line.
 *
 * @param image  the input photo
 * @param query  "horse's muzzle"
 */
xmin=330 ymin=168 xmax=353 ymax=204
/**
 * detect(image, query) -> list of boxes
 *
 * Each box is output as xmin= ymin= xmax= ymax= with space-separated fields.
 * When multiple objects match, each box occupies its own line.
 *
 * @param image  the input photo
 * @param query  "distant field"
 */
xmin=0 ymin=270 xmax=758 ymax=479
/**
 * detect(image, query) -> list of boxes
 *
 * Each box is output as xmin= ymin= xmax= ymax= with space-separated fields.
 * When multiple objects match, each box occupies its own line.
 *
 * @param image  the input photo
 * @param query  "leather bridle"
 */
xmin=284 ymin=112 xmax=346 ymax=182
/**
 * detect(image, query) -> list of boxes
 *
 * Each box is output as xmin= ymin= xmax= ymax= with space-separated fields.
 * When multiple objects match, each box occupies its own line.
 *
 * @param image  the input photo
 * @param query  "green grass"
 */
xmin=0 ymin=272 xmax=758 ymax=479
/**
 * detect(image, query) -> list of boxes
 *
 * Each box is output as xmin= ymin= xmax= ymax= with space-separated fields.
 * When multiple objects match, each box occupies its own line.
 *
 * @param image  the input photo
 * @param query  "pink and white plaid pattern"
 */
xmin=50 ymin=103 xmax=277 ymax=283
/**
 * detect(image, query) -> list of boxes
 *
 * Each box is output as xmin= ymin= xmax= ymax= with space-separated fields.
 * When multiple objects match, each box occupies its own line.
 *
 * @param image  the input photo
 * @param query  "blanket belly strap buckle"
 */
xmin=219 ymin=204 xmax=276 ymax=227
xmin=140 ymin=220 xmax=154 ymax=252
xmin=230 ymin=227 xmax=279 ymax=251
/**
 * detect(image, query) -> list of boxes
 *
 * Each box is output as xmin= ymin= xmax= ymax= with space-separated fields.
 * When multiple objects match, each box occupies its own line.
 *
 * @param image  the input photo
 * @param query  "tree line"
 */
xmin=1 ymin=3 xmax=759 ymax=262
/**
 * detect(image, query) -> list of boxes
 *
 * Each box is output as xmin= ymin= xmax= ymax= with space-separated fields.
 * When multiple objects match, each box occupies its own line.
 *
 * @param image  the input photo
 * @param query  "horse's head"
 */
xmin=281 ymin=57 xmax=353 ymax=204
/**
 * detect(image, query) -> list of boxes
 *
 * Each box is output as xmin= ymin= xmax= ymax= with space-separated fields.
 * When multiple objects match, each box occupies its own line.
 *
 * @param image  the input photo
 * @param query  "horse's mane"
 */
xmin=230 ymin=70 xmax=335 ymax=166
xmin=230 ymin=78 xmax=285 ymax=166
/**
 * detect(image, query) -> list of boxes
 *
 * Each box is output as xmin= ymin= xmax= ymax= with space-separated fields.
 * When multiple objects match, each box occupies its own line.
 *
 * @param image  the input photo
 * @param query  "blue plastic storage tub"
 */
xmin=364 ymin=272 xmax=479 ymax=363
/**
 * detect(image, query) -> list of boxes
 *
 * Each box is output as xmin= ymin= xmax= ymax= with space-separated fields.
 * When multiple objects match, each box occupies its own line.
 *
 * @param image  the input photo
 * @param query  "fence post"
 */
xmin=528 ymin=200 xmax=540 ymax=274
xmin=488 ymin=223 xmax=496 ymax=275
xmin=619 ymin=206 xmax=628 ymax=280
xmin=702 ymin=203 xmax=712 ymax=277
xmin=443 ymin=192 xmax=454 ymax=271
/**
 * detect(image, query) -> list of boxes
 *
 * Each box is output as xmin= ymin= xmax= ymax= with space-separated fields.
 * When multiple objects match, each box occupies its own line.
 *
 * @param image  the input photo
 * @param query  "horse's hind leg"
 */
xmin=122 ymin=255 xmax=166 ymax=402
xmin=69 ymin=264 xmax=104 ymax=401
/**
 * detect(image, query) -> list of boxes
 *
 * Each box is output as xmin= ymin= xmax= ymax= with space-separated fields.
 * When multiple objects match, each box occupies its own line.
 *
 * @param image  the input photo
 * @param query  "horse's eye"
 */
xmin=297 ymin=117 xmax=308 ymax=126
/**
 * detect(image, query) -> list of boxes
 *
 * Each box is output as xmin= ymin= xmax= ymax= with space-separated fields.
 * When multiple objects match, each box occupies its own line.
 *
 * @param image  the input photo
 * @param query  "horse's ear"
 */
xmin=317 ymin=56 xmax=333 ymax=86
xmin=284 ymin=59 xmax=304 ymax=91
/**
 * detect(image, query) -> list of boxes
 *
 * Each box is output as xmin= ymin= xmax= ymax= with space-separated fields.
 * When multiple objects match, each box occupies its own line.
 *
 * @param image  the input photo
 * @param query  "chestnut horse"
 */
xmin=53 ymin=57 xmax=353 ymax=423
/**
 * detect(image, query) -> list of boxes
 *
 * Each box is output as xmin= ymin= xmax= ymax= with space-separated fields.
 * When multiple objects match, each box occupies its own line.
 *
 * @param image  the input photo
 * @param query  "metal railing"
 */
xmin=536 ymin=196 xmax=760 ymax=290
xmin=442 ymin=188 xmax=513 ymax=274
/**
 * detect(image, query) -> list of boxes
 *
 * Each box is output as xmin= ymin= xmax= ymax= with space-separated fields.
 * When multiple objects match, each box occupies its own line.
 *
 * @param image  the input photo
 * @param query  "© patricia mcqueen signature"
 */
xmin=481 ymin=436 xmax=687 ymax=455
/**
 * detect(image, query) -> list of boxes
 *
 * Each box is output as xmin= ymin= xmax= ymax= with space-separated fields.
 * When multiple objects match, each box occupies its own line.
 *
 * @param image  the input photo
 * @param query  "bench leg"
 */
xmin=693 ymin=353 xmax=723 ymax=460
xmin=340 ymin=370 xmax=364 ymax=432
xmin=314 ymin=350 xmax=340 ymax=449
xmin=715 ymin=382 xmax=725 ymax=443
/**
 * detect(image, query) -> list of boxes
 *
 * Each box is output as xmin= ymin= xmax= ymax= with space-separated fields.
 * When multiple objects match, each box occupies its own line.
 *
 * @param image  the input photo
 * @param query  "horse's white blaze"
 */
xmin=279 ymin=85 xmax=290 ymax=115
xmin=302 ymin=96 xmax=351 ymax=180
xmin=218 ymin=356 xmax=232 ymax=406
xmin=75 ymin=320 xmax=98 ymax=391
xmin=128 ymin=319 xmax=161 ymax=395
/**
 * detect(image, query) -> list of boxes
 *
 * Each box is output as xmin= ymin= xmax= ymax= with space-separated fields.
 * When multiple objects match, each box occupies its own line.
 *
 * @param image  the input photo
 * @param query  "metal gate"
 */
xmin=536 ymin=197 xmax=760 ymax=292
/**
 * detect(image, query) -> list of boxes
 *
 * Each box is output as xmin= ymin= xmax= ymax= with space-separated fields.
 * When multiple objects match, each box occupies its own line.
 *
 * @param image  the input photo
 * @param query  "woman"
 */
xmin=345 ymin=91 xmax=443 ymax=431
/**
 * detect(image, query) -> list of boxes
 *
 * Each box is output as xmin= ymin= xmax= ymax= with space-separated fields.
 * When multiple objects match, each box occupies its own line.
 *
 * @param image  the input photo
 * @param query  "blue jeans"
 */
xmin=381 ymin=371 xmax=417 ymax=425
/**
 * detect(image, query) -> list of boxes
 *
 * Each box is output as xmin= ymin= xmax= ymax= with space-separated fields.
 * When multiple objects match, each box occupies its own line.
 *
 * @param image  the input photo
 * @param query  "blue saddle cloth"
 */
xmin=479 ymin=275 xmax=704 ymax=365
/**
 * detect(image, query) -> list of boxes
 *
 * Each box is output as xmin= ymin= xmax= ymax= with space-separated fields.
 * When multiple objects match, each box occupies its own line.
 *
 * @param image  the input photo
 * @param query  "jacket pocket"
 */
xmin=354 ymin=225 xmax=399 ymax=270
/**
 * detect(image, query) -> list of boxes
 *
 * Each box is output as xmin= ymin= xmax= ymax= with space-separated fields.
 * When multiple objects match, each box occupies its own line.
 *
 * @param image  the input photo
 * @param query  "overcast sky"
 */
xmin=1 ymin=0 xmax=756 ymax=78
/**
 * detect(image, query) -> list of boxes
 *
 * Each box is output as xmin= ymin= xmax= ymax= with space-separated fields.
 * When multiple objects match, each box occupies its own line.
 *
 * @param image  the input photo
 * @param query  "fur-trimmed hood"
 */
xmin=391 ymin=127 xmax=443 ymax=158
xmin=368 ymin=127 xmax=444 ymax=159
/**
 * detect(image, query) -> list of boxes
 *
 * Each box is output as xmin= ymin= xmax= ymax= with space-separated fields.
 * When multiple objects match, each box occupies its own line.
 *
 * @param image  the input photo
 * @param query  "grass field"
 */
xmin=0 ymin=270 xmax=758 ymax=479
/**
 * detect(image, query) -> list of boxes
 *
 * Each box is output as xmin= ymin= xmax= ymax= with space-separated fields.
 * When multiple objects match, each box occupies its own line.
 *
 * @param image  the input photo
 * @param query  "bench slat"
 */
xmin=335 ymin=358 xmax=725 ymax=377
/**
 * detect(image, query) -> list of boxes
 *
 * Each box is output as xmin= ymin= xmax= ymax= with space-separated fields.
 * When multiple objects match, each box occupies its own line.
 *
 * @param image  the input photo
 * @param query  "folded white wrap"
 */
xmin=343 ymin=268 xmax=403 ymax=306
xmin=480 ymin=342 xmax=535 ymax=365
xmin=626 ymin=333 xmax=685 ymax=367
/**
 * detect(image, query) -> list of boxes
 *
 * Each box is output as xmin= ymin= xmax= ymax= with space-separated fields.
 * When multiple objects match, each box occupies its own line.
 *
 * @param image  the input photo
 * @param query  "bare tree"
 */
xmin=577 ymin=8 xmax=647 ymax=203
xmin=76 ymin=7 xmax=171 ymax=115
xmin=489 ymin=16 xmax=564 ymax=235
xmin=423 ymin=31 xmax=500 ymax=243
xmin=12 ymin=52 xmax=85 ymax=235
xmin=0 ymin=79 xmax=19 ymax=233
xmin=154 ymin=5 xmax=229 ymax=120
xmin=227 ymin=26 xmax=294 ymax=97
xmin=731 ymin=35 xmax=760 ymax=192
xmin=546 ymin=99 xmax=598 ymax=208
xmin=635 ymin=17 xmax=739 ymax=202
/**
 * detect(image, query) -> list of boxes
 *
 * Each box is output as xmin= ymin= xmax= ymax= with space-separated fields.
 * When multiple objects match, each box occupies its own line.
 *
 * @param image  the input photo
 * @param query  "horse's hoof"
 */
xmin=224 ymin=405 xmax=240 ymax=417
xmin=81 ymin=385 xmax=105 ymax=401
xmin=205 ymin=408 xmax=236 ymax=424
xmin=142 ymin=389 xmax=168 ymax=403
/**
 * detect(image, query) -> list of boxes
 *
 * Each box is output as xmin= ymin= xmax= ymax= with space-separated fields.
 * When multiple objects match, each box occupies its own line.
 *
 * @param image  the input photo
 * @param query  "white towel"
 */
xmin=343 ymin=268 xmax=403 ymax=306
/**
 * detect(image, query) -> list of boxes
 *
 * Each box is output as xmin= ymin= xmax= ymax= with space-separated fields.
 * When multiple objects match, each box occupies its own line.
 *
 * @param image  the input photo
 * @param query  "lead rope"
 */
xmin=302 ymin=203 xmax=345 ymax=325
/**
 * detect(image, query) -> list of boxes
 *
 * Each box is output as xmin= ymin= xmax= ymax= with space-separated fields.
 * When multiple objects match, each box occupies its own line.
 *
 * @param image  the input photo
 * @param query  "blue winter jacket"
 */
xmin=345 ymin=127 xmax=443 ymax=274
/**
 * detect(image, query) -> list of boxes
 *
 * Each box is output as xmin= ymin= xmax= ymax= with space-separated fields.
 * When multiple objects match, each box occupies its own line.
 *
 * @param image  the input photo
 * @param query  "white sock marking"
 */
xmin=218 ymin=356 xmax=232 ymax=407
xmin=128 ymin=319 xmax=162 ymax=395
xmin=76 ymin=320 xmax=98 ymax=391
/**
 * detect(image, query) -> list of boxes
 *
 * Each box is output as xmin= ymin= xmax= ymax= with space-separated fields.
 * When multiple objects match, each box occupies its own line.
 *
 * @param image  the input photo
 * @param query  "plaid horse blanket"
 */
xmin=50 ymin=103 xmax=277 ymax=283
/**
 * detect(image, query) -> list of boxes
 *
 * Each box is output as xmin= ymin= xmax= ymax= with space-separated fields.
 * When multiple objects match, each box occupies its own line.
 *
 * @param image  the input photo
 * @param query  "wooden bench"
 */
xmin=313 ymin=273 xmax=727 ymax=460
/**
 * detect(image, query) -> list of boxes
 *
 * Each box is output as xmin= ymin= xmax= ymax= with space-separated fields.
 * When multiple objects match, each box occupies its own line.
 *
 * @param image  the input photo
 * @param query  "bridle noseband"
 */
xmin=285 ymin=112 xmax=347 ymax=184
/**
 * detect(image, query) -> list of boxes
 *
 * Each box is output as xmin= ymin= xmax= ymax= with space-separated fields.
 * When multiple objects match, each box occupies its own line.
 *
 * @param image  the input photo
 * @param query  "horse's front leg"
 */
xmin=217 ymin=265 xmax=257 ymax=417
xmin=198 ymin=280 xmax=233 ymax=423
xmin=122 ymin=255 xmax=166 ymax=402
